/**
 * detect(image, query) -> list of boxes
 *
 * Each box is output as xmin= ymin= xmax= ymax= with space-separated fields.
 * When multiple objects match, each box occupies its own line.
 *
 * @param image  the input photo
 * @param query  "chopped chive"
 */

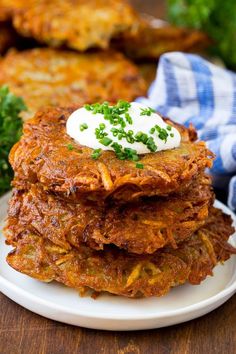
xmin=141 ymin=134 xmax=148 ymax=144
xmin=99 ymin=123 xmax=106 ymax=130
xmin=84 ymin=104 xmax=92 ymax=111
xmin=99 ymin=137 xmax=113 ymax=146
xmin=91 ymin=148 xmax=102 ymax=160
xmin=125 ymin=112 xmax=133 ymax=124
xmin=67 ymin=143 xmax=74 ymax=151
xmin=170 ymin=133 xmax=174 ymax=137
xmin=140 ymin=107 xmax=155 ymax=116
xmin=167 ymin=125 xmax=172 ymax=131
xmin=136 ymin=163 xmax=144 ymax=169
xmin=126 ymin=136 xmax=134 ymax=143
xmin=80 ymin=123 xmax=88 ymax=131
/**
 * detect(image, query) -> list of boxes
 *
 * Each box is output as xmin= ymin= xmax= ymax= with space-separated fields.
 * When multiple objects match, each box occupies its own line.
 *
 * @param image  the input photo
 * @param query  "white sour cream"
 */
xmin=66 ymin=102 xmax=181 ymax=154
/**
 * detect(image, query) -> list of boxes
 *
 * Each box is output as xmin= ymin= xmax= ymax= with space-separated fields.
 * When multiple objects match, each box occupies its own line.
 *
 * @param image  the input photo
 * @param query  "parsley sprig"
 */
xmin=0 ymin=86 xmax=26 ymax=195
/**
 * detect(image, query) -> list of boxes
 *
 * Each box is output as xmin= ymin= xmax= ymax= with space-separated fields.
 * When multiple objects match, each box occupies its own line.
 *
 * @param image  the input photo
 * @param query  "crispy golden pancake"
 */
xmin=11 ymin=0 xmax=139 ymax=50
xmin=114 ymin=16 xmax=210 ymax=60
xmin=6 ymin=207 xmax=236 ymax=298
xmin=5 ymin=175 xmax=213 ymax=254
xmin=0 ymin=0 xmax=30 ymax=21
xmin=10 ymin=106 xmax=214 ymax=202
xmin=0 ymin=48 xmax=146 ymax=120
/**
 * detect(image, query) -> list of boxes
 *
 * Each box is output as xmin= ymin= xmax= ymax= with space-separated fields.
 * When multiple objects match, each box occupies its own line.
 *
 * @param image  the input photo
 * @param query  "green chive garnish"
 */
xmin=80 ymin=123 xmax=88 ymax=131
xmin=99 ymin=137 xmax=113 ymax=146
xmin=136 ymin=163 xmax=144 ymax=169
xmin=67 ymin=144 xmax=74 ymax=151
xmin=91 ymin=148 xmax=102 ymax=160
xmin=140 ymin=107 xmax=155 ymax=116
xmin=99 ymin=123 xmax=106 ymax=130
xmin=84 ymin=101 xmax=173 ymax=162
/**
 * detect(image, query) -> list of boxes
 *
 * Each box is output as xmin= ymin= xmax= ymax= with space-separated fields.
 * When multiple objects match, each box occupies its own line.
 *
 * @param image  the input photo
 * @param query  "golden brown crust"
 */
xmin=5 ymin=207 xmax=236 ymax=298
xmin=9 ymin=106 xmax=214 ymax=202
xmin=114 ymin=16 xmax=211 ymax=60
xmin=0 ymin=48 xmax=147 ymax=121
xmin=12 ymin=0 xmax=139 ymax=50
xmin=5 ymin=174 xmax=213 ymax=254
xmin=0 ymin=0 xmax=31 ymax=21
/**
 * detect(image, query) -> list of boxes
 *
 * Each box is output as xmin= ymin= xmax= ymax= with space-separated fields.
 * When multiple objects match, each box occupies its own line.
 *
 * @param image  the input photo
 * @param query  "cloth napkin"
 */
xmin=136 ymin=52 xmax=236 ymax=211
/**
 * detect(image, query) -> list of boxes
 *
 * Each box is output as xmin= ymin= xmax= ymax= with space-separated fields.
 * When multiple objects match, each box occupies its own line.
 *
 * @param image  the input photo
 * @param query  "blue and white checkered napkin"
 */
xmin=136 ymin=52 xmax=236 ymax=211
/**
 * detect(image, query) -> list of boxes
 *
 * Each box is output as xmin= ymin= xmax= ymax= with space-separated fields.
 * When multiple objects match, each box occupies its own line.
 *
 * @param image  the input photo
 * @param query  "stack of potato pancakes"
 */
xmin=4 ymin=106 xmax=236 ymax=298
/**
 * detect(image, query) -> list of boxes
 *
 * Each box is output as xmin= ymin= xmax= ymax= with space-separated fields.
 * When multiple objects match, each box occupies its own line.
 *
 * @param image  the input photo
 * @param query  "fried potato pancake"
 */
xmin=9 ymin=106 xmax=214 ymax=202
xmin=0 ymin=23 xmax=16 ymax=53
xmin=11 ymin=0 xmax=139 ymax=51
xmin=114 ymin=16 xmax=210 ymax=60
xmin=5 ymin=175 xmax=213 ymax=254
xmin=6 ymin=207 xmax=236 ymax=298
xmin=0 ymin=48 xmax=146 ymax=120
xmin=0 ymin=0 xmax=32 ymax=21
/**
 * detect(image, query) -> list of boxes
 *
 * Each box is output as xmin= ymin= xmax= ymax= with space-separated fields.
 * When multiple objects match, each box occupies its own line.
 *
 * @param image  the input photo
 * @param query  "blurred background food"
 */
xmin=0 ymin=48 xmax=147 ymax=121
xmin=0 ymin=86 xmax=25 ymax=196
xmin=168 ymin=0 xmax=236 ymax=70
xmin=0 ymin=23 xmax=17 ymax=54
xmin=0 ymin=0 xmax=235 ymax=196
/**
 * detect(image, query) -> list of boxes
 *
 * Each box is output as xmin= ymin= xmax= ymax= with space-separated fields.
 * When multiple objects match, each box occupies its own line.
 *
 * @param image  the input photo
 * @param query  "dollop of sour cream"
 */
xmin=66 ymin=102 xmax=181 ymax=154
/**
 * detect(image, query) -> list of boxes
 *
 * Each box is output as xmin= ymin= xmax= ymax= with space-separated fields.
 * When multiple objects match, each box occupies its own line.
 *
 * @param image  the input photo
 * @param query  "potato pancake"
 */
xmin=11 ymin=0 xmax=139 ymax=50
xmin=5 ymin=174 xmax=213 ymax=254
xmin=9 ymin=106 xmax=213 ymax=202
xmin=0 ymin=48 xmax=146 ymax=120
xmin=114 ymin=16 xmax=210 ymax=60
xmin=6 ymin=207 xmax=236 ymax=298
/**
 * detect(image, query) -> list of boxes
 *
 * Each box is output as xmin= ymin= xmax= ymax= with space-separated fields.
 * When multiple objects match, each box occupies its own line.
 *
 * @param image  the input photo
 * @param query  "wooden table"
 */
xmin=1 ymin=1 xmax=236 ymax=353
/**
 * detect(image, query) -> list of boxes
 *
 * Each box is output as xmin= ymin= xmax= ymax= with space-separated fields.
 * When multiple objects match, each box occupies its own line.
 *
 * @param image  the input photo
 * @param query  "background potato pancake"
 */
xmin=11 ymin=0 xmax=139 ymax=50
xmin=9 ymin=107 xmax=214 ymax=202
xmin=0 ymin=48 xmax=146 ymax=120
xmin=5 ymin=175 xmax=213 ymax=254
xmin=6 ymin=207 xmax=236 ymax=298
xmin=0 ymin=0 xmax=31 ymax=21
xmin=114 ymin=16 xmax=210 ymax=60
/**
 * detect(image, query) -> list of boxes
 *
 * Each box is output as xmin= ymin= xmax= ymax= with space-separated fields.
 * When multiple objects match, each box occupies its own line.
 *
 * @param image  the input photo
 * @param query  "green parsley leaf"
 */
xmin=0 ymin=86 xmax=27 ymax=196
xmin=167 ymin=0 xmax=236 ymax=69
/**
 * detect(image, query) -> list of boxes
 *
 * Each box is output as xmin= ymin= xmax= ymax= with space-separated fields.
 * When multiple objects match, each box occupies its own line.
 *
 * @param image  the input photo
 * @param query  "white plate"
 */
xmin=0 ymin=195 xmax=235 ymax=331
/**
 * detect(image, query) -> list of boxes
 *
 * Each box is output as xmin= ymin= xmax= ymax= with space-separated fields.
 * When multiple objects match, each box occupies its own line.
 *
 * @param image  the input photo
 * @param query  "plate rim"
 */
xmin=0 ymin=198 xmax=236 ymax=321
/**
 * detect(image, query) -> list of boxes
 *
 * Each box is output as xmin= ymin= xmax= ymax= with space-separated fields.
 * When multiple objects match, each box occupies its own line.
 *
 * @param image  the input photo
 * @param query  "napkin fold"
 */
xmin=136 ymin=52 xmax=236 ymax=210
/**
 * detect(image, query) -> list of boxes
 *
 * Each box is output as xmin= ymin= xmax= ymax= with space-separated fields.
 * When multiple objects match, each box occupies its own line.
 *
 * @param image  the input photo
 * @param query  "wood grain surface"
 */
xmin=1 ymin=1 xmax=236 ymax=353
xmin=0 ymin=293 xmax=235 ymax=354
